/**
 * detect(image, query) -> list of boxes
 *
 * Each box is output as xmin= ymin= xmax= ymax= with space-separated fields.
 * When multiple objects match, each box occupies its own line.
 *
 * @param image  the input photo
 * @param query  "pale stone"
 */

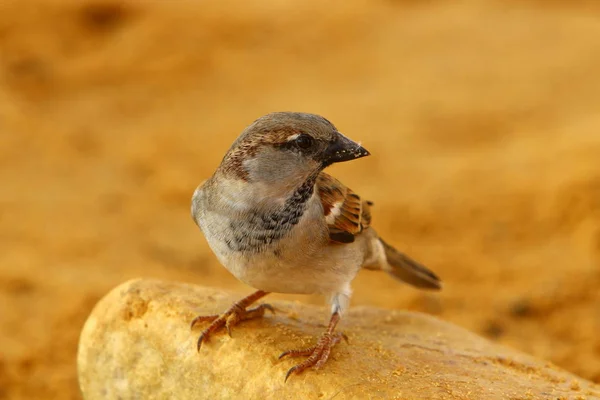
xmin=77 ymin=279 xmax=600 ymax=399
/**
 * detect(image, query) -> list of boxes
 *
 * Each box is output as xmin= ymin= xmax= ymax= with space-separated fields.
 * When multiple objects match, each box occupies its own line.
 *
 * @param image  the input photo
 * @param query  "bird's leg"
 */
xmin=279 ymin=311 xmax=346 ymax=381
xmin=191 ymin=290 xmax=273 ymax=351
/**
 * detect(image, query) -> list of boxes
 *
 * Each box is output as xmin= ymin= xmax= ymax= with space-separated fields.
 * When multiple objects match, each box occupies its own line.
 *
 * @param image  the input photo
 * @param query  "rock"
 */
xmin=77 ymin=279 xmax=600 ymax=400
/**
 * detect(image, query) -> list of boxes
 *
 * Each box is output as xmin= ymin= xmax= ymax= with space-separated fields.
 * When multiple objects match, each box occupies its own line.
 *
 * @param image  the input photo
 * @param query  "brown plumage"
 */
xmin=317 ymin=172 xmax=372 ymax=243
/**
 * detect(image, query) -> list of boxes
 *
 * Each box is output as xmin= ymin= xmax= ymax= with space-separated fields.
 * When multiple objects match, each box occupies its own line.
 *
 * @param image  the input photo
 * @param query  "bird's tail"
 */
xmin=377 ymin=237 xmax=442 ymax=290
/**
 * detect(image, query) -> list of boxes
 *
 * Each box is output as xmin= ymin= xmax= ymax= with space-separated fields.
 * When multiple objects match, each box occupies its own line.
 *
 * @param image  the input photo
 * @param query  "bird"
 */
xmin=190 ymin=112 xmax=442 ymax=381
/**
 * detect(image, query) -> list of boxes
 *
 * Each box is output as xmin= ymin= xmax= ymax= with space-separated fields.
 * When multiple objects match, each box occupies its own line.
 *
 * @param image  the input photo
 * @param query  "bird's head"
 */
xmin=219 ymin=112 xmax=370 ymax=189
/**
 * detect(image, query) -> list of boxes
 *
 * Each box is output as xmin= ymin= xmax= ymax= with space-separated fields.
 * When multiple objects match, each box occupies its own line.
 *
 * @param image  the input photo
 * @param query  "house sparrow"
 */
xmin=190 ymin=112 xmax=441 ymax=381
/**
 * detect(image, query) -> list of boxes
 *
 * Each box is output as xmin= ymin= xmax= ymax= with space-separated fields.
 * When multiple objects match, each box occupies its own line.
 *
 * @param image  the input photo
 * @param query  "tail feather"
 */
xmin=379 ymin=238 xmax=442 ymax=290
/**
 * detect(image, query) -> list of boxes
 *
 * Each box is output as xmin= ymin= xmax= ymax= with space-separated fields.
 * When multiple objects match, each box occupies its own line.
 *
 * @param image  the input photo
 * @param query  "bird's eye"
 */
xmin=295 ymin=134 xmax=314 ymax=149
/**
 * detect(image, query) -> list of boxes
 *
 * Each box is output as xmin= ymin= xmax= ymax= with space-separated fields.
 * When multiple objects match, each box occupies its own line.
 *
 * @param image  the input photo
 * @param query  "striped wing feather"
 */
xmin=316 ymin=172 xmax=372 ymax=244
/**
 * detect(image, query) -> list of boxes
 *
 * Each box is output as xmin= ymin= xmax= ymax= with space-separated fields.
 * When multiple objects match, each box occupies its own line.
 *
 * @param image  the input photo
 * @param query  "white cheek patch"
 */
xmin=325 ymin=201 xmax=342 ymax=224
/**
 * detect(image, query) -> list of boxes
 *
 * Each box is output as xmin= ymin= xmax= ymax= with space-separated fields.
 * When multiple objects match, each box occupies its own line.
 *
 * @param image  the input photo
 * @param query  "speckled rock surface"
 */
xmin=77 ymin=279 xmax=600 ymax=400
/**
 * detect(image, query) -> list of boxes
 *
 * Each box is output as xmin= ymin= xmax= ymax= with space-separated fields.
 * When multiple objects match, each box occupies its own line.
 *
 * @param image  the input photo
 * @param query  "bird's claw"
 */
xmin=191 ymin=302 xmax=275 ymax=351
xmin=280 ymin=332 xmax=345 ymax=382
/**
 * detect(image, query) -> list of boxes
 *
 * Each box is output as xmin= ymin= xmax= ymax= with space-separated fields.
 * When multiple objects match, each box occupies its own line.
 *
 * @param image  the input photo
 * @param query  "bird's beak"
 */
xmin=322 ymin=132 xmax=370 ymax=166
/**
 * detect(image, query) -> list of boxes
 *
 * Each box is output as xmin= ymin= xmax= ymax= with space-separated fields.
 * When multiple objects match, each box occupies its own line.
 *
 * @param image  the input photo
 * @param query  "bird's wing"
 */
xmin=317 ymin=172 xmax=442 ymax=289
xmin=316 ymin=172 xmax=373 ymax=244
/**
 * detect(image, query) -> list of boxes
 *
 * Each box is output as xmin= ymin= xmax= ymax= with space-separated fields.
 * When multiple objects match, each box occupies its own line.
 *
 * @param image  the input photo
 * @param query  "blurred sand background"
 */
xmin=1 ymin=0 xmax=599 ymax=398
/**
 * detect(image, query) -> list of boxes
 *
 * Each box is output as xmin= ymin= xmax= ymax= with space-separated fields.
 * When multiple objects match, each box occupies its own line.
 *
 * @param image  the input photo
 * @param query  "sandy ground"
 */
xmin=0 ymin=0 xmax=599 ymax=398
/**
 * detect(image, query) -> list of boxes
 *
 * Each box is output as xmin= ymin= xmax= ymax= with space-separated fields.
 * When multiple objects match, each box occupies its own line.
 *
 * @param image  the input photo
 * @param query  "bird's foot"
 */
xmin=190 ymin=290 xmax=272 ymax=351
xmin=279 ymin=331 xmax=348 ymax=381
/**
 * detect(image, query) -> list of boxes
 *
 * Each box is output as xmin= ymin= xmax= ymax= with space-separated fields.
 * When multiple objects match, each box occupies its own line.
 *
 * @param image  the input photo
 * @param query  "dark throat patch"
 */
xmin=225 ymin=175 xmax=317 ymax=253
